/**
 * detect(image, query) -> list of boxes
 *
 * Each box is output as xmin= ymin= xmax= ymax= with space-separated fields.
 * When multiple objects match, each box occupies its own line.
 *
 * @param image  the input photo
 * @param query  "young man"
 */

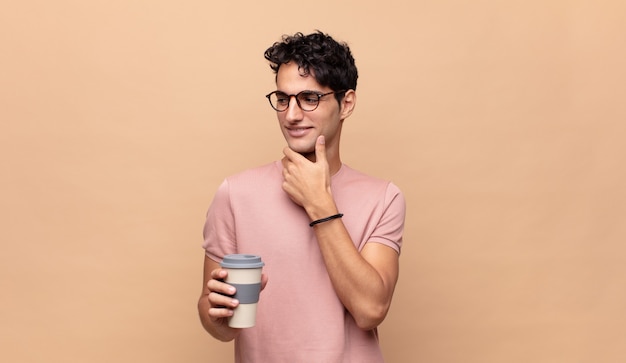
xmin=198 ymin=31 xmax=406 ymax=362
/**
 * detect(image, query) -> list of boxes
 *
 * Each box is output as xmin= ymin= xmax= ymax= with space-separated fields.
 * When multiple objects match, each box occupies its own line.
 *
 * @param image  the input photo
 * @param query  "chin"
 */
xmin=291 ymin=146 xmax=315 ymax=156
xmin=287 ymin=140 xmax=315 ymax=155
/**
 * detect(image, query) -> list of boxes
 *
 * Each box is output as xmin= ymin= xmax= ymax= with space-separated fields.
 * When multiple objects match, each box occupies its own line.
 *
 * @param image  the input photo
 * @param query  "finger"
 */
xmin=281 ymin=159 xmax=293 ymax=182
xmin=207 ymin=279 xmax=236 ymax=296
xmin=208 ymin=291 xmax=239 ymax=309
xmin=283 ymin=146 xmax=308 ymax=164
xmin=281 ymin=158 xmax=290 ymax=180
xmin=283 ymin=146 xmax=298 ymax=161
xmin=315 ymin=135 xmax=327 ymax=163
xmin=210 ymin=268 xmax=228 ymax=281
xmin=208 ymin=307 xmax=234 ymax=320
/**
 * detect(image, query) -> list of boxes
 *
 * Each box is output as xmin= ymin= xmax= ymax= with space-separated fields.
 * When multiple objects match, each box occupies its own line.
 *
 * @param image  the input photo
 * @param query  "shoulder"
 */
xmin=334 ymin=165 xmax=405 ymax=215
xmin=337 ymin=164 xmax=404 ymax=195
xmin=217 ymin=161 xmax=285 ymax=203
xmin=225 ymin=161 xmax=281 ymax=185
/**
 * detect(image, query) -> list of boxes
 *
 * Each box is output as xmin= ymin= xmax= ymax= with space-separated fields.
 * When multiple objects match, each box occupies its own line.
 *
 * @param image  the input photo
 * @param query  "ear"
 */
xmin=339 ymin=89 xmax=356 ymax=120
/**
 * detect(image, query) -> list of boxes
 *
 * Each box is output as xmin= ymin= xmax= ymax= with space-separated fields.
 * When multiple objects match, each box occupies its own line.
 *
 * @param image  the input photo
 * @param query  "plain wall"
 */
xmin=2 ymin=1 xmax=625 ymax=362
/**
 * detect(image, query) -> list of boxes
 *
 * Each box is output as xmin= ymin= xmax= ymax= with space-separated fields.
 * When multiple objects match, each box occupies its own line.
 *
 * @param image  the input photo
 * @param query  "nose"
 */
xmin=284 ymin=95 xmax=304 ymax=122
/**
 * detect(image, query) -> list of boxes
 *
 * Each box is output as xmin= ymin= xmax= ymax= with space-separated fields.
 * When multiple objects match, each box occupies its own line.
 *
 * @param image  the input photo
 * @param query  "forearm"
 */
xmin=312 ymin=218 xmax=397 ymax=330
xmin=281 ymin=142 xmax=399 ymax=329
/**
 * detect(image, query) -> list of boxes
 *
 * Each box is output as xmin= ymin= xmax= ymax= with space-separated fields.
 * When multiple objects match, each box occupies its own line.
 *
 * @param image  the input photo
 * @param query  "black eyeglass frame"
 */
xmin=265 ymin=90 xmax=346 ymax=112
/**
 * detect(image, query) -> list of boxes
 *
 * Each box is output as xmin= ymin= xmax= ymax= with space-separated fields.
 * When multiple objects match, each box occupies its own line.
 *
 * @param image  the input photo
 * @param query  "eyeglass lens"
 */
xmin=268 ymin=91 xmax=324 ymax=111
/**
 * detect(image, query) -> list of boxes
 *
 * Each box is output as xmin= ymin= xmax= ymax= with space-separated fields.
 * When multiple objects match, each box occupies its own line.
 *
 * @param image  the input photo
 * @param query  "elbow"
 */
xmin=353 ymin=302 xmax=391 ymax=331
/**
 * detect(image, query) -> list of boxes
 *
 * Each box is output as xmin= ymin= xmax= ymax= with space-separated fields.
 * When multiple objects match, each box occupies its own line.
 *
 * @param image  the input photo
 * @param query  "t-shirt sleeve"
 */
xmin=202 ymin=179 xmax=237 ymax=262
xmin=367 ymin=182 xmax=406 ymax=254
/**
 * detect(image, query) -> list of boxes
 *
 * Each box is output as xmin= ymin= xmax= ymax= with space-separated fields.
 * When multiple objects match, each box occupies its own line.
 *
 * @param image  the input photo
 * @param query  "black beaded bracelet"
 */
xmin=309 ymin=213 xmax=344 ymax=227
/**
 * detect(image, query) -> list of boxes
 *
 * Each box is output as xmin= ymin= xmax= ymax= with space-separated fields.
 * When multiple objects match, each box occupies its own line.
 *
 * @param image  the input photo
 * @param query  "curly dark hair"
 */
xmin=264 ymin=31 xmax=358 ymax=101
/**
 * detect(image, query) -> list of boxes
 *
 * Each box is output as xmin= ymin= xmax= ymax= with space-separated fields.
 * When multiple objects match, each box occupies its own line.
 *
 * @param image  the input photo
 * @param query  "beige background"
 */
xmin=2 ymin=1 xmax=625 ymax=362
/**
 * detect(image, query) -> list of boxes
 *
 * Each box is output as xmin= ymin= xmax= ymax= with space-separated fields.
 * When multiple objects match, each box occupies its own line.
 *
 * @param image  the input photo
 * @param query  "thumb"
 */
xmin=315 ymin=135 xmax=327 ymax=163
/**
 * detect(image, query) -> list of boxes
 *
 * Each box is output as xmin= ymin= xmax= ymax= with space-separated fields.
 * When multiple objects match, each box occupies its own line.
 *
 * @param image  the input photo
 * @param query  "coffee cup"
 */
xmin=220 ymin=254 xmax=265 ymax=328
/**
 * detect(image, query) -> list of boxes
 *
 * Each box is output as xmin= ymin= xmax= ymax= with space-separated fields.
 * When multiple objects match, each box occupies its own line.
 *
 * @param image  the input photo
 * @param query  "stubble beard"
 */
xmin=288 ymin=139 xmax=317 ymax=161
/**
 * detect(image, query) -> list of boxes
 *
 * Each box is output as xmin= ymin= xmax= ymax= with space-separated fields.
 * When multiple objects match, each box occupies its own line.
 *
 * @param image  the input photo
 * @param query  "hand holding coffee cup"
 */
xmin=220 ymin=254 xmax=265 ymax=328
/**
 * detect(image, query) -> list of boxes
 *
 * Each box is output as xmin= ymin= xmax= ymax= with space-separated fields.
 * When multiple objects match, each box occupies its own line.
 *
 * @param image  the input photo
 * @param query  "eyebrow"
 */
xmin=275 ymin=89 xmax=324 ymax=94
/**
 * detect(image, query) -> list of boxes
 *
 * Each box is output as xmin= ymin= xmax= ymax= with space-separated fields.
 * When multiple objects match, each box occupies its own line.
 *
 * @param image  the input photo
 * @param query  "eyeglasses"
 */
xmin=265 ymin=90 xmax=345 ymax=112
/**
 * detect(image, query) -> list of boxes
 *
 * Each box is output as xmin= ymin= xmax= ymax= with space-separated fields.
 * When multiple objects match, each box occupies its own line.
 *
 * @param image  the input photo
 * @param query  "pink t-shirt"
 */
xmin=203 ymin=161 xmax=405 ymax=363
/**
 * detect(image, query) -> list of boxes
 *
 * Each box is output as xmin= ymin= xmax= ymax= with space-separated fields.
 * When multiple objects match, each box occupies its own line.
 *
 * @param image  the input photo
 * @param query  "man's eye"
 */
xmin=300 ymin=93 xmax=319 ymax=104
xmin=275 ymin=95 xmax=289 ymax=104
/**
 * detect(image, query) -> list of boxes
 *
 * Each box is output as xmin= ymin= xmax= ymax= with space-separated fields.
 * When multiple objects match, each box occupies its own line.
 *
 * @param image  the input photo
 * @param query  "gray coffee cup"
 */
xmin=220 ymin=254 xmax=264 ymax=328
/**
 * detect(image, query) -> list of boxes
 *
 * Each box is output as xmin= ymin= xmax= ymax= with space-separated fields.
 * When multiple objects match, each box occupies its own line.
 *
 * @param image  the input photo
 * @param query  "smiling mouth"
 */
xmin=286 ymin=126 xmax=313 ymax=137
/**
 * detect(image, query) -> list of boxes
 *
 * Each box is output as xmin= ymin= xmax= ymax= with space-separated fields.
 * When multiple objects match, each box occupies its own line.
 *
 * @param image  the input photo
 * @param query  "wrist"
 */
xmin=209 ymin=321 xmax=241 ymax=342
xmin=305 ymin=204 xmax=338 ymax=222
xmin=309 ymin=213 xmax=343 ymax=227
